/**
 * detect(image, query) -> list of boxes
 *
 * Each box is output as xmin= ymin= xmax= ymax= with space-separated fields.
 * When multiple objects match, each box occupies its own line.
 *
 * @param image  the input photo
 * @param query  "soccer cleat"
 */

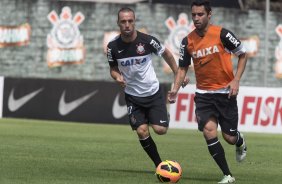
xmin=218 ymin=175 xmax=235 ymax=184
xmin=236 ymin=133 xmax=247 ymax=162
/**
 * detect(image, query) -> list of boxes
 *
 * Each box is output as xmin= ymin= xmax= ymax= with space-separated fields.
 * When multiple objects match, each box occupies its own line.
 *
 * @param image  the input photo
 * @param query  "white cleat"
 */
xmin=236 ymin=133 xmax=247 ymax=162
xmin=218 ymin=175 xmax=235 ymax=184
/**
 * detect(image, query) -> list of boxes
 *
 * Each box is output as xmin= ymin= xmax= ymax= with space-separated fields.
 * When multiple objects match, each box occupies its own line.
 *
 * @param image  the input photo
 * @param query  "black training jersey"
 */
xmin=107 ymin=31 xmax=165 ymax=97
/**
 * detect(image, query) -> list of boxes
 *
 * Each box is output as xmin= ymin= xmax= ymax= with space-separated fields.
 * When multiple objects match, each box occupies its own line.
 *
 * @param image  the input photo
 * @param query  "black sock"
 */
xmin=139 ymin=136 xmax=162 ymax=167
xmin=235 ymin=131 xmax=244 ymax=147
xmin=206 ymin=137 xmax=232 ymax=176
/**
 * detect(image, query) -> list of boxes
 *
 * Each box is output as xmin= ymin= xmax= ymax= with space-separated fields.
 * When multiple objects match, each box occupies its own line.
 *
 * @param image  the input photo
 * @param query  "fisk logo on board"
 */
xmin=169 ymin=85 xmax=282 ymax=134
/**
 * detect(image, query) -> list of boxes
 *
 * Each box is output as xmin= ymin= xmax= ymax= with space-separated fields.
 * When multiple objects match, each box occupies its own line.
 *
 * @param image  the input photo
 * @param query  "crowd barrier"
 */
xmin=0 ymin=77 xmax=169 ymax=125
xmin=1 ymin=77 xmax=129 ymax=124
xmin=1 ymin=77 xmax=281 ymax=134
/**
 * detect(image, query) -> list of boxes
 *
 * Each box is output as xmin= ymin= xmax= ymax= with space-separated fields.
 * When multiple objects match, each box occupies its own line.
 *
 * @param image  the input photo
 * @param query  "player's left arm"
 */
xmin=107 ymin=44 xmax=126 ymax=88
xmin=161 ymin=48 xmax=178 ymax=75
xmin=149 ymin=36 xmax=189 ymax=85
xmin=148 ymin=36 xmax=177 ymax=74
xmin=220 ymin=28 xmax=248 ymax=97
xmin=168 ymin=37 xmax=191 ymax=103
xmin=162 ymin=47 xmax=189 ymax=89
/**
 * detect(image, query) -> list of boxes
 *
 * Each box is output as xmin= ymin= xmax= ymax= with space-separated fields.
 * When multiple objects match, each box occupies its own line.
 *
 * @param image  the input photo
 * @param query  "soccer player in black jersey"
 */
xmin=107 ymin=7 xmax=189 ymax=169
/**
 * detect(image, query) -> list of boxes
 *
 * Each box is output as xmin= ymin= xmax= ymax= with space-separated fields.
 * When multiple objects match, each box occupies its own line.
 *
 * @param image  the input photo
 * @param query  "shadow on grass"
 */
xmin=101 ymin=168 xmax=217 ymax=182
xmin=182 ymin=176 xmax=218 ymax=182
xmin=101 ymin=168 xmax=153 ymax=174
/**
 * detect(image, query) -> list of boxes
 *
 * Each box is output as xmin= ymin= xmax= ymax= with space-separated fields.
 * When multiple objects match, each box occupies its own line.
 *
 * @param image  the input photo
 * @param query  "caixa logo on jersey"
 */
xmin=120 ymin=57 xmax=147 ymax=66
xmin=47 ymin=7 xmax=85 ymax=67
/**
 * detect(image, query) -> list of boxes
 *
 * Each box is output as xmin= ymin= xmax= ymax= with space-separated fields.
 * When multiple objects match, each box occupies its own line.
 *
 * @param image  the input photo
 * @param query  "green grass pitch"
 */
xmin=0 ymin=118 xmax=282 ymax=184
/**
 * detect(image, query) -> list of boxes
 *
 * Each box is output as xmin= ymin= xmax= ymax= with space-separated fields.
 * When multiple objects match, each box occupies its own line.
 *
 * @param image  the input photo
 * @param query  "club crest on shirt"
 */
xmin=136 ymin=43 xmax=145 ymax=54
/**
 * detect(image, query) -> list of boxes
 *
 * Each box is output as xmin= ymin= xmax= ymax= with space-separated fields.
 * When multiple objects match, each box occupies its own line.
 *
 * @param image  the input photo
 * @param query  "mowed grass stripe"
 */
xmin=0 ymin=118 xmax=282 ymax=184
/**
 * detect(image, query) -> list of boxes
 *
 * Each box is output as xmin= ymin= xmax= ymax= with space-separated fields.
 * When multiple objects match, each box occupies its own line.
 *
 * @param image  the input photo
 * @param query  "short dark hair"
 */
xmin=191 ymin=0 xmax=212 ymax=14
xmin=117 ymin=7 xmax=135 ymax=21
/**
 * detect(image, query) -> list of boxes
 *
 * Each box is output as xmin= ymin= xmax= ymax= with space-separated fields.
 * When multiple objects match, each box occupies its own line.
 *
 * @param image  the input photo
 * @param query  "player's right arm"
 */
xmin=107 ymin=44 xmax=126 ymax=88
xmin=168 ymin=67 xmax=189 ymax=103
xmin=168 ymin=37 xmax=191 ymax=103
xmin=110 ymin=66 xmax=126 ymax=88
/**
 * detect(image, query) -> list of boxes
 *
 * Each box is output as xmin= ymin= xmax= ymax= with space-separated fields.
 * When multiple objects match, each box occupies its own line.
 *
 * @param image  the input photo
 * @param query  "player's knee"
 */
xmin=222 ymin=133 xmax=237 ymax=145
xmin=203 ymin=127 xmax=217 ymax=140
xmin=136 ymin=125 xmax=150 ymax=138
xmin=203 ymin=120 xmax=217 ymax=139
xmin=153 ymin=126 xmax=168 ymax=135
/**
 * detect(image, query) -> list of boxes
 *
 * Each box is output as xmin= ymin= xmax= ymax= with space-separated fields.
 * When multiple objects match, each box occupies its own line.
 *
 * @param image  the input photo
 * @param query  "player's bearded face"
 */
xmin=191 ymin=6 xmax=211 ymax=31
xmin=118 ymin=12 xmax=136 ymax=37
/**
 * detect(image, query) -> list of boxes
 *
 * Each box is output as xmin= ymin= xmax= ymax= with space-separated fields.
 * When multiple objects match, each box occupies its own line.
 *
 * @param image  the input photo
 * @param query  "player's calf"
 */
xmin=235 ymin=132 xmax=247 ymax=162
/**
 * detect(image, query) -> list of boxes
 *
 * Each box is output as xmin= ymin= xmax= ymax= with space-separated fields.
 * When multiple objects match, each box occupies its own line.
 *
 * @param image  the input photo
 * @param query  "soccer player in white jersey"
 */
xmin=107 ymin=7 xmax=189 ymax=169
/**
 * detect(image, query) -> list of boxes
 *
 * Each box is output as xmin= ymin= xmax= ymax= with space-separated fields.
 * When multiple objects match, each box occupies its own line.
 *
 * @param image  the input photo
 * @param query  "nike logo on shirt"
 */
xmin=199 ymin=59 xmax=212 ymax=67
xmin=8 ymin=88 xmax=44 ymax=112
xmin=112 ymin=93 xmax=127 ymax=119
xmin=118 ymin=50 xmax=124 ymax=53
xmin=58 ymin=90 xmax=98 ymax=116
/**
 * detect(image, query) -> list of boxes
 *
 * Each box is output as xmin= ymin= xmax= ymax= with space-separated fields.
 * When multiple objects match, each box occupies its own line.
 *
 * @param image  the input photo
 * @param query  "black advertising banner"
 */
xmin=2 ymin=77 xmax=169 ymax=124
xmin=3 ymin=78 xmax=127 ymax=124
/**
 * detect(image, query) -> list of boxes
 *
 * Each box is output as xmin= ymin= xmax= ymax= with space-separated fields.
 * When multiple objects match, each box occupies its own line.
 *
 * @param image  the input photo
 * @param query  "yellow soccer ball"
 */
xmin=156 ymin=160 xmax=182 ymax=183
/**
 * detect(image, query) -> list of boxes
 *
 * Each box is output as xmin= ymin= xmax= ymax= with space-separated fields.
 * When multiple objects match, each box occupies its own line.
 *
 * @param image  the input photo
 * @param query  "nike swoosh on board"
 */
xmin=58 ymin=90 xmax=98 ymax=116
xmin=8 ymin=88 xmax=44 ymax=112
xmin=112 ymin=93 xmax=127 ymax=119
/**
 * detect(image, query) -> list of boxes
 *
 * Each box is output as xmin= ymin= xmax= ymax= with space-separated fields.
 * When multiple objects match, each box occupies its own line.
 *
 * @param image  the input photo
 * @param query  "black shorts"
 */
xmin=194 ymin=93 xmax=238 ymax=136
xmin=124 ymin=88 xmax=169 ymax=130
